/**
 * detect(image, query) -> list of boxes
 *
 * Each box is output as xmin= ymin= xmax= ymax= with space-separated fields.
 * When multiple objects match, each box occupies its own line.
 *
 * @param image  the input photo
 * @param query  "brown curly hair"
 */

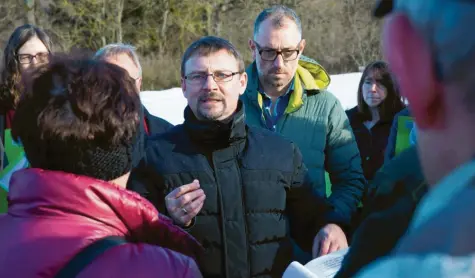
xmin=12 ymin=53 xmax=141 ymax=180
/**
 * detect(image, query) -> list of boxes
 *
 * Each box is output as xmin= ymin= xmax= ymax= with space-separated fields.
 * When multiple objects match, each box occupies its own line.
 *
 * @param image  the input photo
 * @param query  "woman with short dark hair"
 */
xmin=0 ymin=54 xmax=202 ymax=278
xmin=346 ymin=61 xmax=405 ymax=181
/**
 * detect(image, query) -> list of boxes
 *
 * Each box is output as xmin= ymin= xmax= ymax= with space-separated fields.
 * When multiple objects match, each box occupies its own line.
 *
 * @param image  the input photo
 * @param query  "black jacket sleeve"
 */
xmin=127 ymin=153 xmax=168 ymax=214
xmin=286 ymin=143 xmax=348 ymax=253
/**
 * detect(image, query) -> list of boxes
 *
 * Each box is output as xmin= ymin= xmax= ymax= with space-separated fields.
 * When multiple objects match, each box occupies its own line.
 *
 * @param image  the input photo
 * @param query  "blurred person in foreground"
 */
xmin=128 ymin=36 xmax=347 ymax=278
xmin=242 ymin=5 xmax=366 ymax=237
xmin=356 ymin=0 xmax=475 ymax=276
xmin=336 ymin=145 xmax=428 ymax=277
xmin=0 ymin=54 xmax=202 ymax=278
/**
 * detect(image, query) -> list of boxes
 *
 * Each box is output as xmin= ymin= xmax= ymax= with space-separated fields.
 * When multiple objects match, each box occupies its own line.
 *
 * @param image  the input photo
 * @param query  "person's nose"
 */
xmin=371 ymin=83 xmax=378 ymax=92
xmin=273 ymin=53 xmax=285 ymax=68
xmin=203 ymin=74 xmax=218 ymax=90
xmin=30 ymin=56 xmax=39 ymax=65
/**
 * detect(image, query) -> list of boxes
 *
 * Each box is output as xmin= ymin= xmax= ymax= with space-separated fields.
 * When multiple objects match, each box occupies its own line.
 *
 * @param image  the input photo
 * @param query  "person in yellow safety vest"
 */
xmin=0 ymin=24 xmax=54 ymax=212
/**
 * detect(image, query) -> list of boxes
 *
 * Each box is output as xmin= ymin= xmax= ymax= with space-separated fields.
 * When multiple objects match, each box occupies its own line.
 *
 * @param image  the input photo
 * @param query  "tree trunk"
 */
xmin=116 ymin=0 xmax=124 ymax=43
xmin=101 ymin=0 xmax=107 ymax=46
xmin=159 ymin=0 xmax=170 ymax=55
xmin=206 ymin=5 xmax=213 ymax=35
xmin=24 ymin=0 xmax=36 ymax=25
xmin=213 ymin=3 xmax=221 ymax=35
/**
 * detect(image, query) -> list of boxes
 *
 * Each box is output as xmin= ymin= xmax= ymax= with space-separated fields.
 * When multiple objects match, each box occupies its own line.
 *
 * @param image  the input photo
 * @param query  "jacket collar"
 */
xmin=244 ymin=59 xmax=329 ymax=114
xmin=7 ymin=168 xmax=202 ymax=259
xmin=184 ymin=100 xmax=247 ymax=149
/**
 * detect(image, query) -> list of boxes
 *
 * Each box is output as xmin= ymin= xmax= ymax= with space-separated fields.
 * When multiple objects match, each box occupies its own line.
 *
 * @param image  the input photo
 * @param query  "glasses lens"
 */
xmin=214 ymin=71 xmax=234 ymax=82
xmin=186 ymin=73 xmax=205 ymax=84
xmin=37 ymin=53 xmax=50 ymax=63
xmin=282 ymin=50 xmax=299 ymax=61
xmin=18 ymin=55 xmax=32 ymax=64
xmin=260 ymin=50 xmax=277 ymax=61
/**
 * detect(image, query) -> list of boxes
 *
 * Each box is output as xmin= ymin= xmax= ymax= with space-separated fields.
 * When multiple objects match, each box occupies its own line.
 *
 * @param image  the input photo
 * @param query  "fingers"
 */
xmin=168 ymin=180 xmax=200 ymax=199
xmin=176 ymin=189 xmax=205 ymax=208
xmin=187 ymin=194 xmax=206 ymax=216
xmin=178 ymin=195 xmax=206 ymax=226
xmin=328 ymin=241 xmax=339 ymax=254
xmin=318 ymin=238 xmax=331 ymax=257
xmin=166 ymin=189 xmax=205 ymax=216
xmin=165 ymin=181 xmax=206 ymax=226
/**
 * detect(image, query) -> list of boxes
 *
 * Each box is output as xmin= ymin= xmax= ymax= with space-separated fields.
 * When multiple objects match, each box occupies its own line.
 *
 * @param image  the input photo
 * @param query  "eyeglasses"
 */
xmin=17 ymin=52 xmax=50 ymax=64
xmin=184 ymin=71 xmax=241 ymax=85
xmin=253 ymin=41 xmax=301 ymax=62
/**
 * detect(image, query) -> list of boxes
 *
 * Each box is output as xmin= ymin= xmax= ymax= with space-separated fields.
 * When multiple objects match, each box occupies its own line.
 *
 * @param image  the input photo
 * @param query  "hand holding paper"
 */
xmin=312 ymin=224 xmax=348 ymax=258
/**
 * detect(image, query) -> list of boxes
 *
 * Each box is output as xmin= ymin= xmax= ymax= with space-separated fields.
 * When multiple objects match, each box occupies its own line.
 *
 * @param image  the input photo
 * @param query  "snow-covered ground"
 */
xmin=140 ymin=72 xmax=362 ymax=125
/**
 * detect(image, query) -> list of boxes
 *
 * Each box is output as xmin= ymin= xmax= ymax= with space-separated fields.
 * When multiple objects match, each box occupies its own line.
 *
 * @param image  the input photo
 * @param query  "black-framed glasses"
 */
xmin=253 ymin=41 xmax=301 ymax=62
xmin=184 ymin=71 xmax=241 ymax=84
xmin=16 ymin=52 xmax=50 ymax=64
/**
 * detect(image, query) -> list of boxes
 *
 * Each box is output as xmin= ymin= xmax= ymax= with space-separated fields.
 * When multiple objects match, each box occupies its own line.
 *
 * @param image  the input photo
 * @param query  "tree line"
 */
xmin=1 ymin=0 xmax=382 ymax=90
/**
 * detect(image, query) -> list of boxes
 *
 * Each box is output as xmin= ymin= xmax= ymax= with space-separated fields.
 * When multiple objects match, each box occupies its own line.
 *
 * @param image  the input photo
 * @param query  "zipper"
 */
xmin=276 ymin=114 xmax=289 ymax=134
xmin=237 ymin=156 xmax=251 ymax=277
xmin=211 ymin=154 xmax=230 ymax=278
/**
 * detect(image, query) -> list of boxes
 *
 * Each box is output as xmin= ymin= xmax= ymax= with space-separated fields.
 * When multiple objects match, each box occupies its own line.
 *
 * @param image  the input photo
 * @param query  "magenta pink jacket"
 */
xmin=0 ymin=168 xmax=203 ymax=278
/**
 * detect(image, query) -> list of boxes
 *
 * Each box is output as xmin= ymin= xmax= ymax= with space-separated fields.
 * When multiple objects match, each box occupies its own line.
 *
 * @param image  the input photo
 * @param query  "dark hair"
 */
xmin=12 ymin=53 xmax=141 ymax=181
xmin=0 ymin=24 xmax=53 ymax=112
xmin=357 ymin=60 xmax=405 ymax=121
xmin=181 ymin=36 xmax=245 ymax=77
xmin=253 ymin=5 xmax=302 ymax=38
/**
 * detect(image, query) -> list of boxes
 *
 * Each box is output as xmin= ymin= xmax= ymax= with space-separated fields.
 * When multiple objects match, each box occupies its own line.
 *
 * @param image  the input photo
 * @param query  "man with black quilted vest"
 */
xmin=129 ymin=36 xmax=348 ymax=278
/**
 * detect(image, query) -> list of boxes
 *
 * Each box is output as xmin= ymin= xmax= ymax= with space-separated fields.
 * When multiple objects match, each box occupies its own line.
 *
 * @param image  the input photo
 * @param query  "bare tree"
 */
xmin=9 ymin=0 xmax=382 ymax=89
xmin=115 ymin=0 xmax=125 ymax=43
xmin=24 ymin=0 xmax=36 ymax=25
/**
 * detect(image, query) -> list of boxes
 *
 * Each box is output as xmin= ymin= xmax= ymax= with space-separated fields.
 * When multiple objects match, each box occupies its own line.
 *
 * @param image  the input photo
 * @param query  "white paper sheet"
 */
xmin=283 ymin=248 xmax=349 ymax=278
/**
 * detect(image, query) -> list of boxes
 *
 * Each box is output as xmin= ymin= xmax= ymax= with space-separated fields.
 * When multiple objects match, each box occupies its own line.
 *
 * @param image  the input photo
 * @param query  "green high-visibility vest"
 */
xmin=395 ymin=116 xmax=415 ymax=156
xmin=0 ymin=130 xmax=29 ymax=213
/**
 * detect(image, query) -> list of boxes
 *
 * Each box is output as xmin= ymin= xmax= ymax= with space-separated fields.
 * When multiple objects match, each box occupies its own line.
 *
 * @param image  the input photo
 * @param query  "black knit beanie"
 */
xmin=24 ymin=125 xmax=142 ymax=182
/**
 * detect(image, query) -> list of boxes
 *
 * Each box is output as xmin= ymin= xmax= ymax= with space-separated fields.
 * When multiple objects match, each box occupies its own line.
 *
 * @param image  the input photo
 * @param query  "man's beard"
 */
xmin=261 ymin=68 xmax=288 ymax=89
xmin=196 ymin=93 xmax=227 ymax=121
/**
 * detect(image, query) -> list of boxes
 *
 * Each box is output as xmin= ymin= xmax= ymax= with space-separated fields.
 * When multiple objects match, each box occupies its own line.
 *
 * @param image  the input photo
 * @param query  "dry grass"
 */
xmin=140 ymin=53 xmax=182 ymax=90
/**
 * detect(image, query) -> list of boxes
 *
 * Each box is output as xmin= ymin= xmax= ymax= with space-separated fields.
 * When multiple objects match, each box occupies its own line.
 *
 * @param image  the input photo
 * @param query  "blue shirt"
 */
xmin=259 ymin=80 xmax=294 ymax=131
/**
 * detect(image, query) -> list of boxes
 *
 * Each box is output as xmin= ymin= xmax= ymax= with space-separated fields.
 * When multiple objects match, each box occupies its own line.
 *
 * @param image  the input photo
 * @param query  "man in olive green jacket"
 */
xmin=241 ymin=5 xmax=366 ymax=229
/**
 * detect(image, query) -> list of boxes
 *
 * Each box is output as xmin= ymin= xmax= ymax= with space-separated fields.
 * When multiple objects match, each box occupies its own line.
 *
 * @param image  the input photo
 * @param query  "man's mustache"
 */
xmin=269 ymin=68 xmax=286 ymax=74
xmin=199 ymin=93 xmax=223 ymax=101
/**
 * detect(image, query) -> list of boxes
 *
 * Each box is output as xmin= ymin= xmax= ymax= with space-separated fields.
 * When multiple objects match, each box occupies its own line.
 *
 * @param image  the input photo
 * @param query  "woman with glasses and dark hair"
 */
xmin=0 ymin=24 xmax=53 ymax=212
xmin=346 ymin=61 xmax=405 ymax=181
xmin=0 ymin=24 xmax=52 ymax=132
